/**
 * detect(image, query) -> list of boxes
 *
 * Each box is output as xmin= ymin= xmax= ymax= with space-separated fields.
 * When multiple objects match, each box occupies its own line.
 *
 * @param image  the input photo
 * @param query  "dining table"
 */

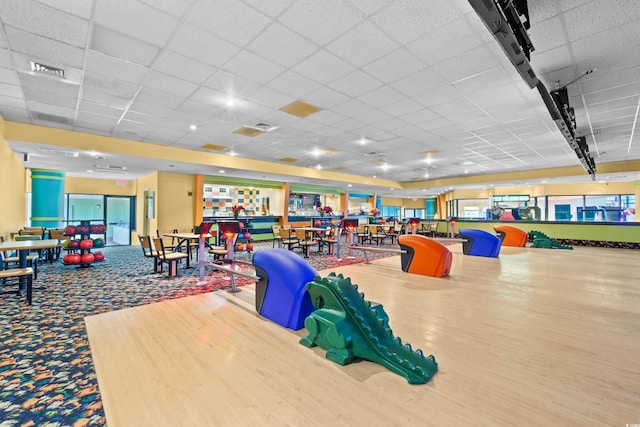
xmin=0 ymin=239 xmax=60 ymax=291
xmin=163 ymin=232 xmax=214 ymax=269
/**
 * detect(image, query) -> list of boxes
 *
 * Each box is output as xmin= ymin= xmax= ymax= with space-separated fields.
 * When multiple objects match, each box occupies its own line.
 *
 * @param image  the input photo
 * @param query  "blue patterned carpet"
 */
xmin=0 ymin=241 xmax=399 ymax=426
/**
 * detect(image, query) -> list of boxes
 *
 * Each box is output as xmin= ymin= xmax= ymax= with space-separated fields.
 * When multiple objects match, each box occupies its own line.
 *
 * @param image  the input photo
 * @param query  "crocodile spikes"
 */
xmin=301 ymin=273 xmax=438 ymax=384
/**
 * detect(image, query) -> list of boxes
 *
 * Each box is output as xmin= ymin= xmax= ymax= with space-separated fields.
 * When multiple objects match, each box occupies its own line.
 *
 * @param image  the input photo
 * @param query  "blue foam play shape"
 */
xmin=459 ymin=228 xmax=502 ymax=258
xmin=252 ymin=249 xmax=317 ymax=330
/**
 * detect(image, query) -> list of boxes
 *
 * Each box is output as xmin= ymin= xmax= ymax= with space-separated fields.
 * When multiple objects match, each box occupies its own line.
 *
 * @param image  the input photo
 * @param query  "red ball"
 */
xmin=246 ymin=243 xmax=254 ymax=251
xmin=314 ymin=220 xmax=321 ymax=226
xmin=79 ymin=239 xmax=94 ymax=249
xmin=64 ymin=225 xmax=77 ymax=235
xmin=93 ymin=251 xmax=105 ymax=261
xmin=239 ymin=222 xmax=245 ymax=229
xmin=81 ymin=253 xmax=95 ymax=264
xmin=70 ymin=254 xmax=82 ymax=264
xmin=236 ymin=244 xmax=244 ymax=251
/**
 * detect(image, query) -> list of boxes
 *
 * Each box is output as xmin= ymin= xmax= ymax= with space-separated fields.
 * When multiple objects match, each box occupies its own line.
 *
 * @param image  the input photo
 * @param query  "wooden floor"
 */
xmin=85 ymin=245 xmax=640 ymax=426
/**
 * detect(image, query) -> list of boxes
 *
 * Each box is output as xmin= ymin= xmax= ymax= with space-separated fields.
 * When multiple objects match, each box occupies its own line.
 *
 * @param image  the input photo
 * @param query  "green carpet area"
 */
xmin=0 ymin=240 xmax=399 ymax=426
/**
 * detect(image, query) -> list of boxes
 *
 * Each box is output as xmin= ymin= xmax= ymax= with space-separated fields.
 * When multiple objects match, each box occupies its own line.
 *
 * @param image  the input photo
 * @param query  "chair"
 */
xmin=369 ymin=226 xmax=390 ymax=245
xmin=356 ymin=225 xmax=370 ymax=245
xmin=271 ymin=225 xmax=282 ymax=248
xmin=0 ymin=252 xmax=34 ymax=305
xmin=386 ymin=224 xmax=402 ymax=245
xmin=280 ymin=228 xmax=299 ymax=251
xmin=138 ymin=235 xmax=162 ymax=273
xmin=318 ymin=227 xmax=340 ymax=255
xmin=295 ymin=229 xmax=318 ymax=258
xmin=0 ymin=236 xmax=39 ymax=280
xmin=48 ymin=228 xmax=66 ymax=261
xmin=152 ymin=237 xmax=188 ymax=277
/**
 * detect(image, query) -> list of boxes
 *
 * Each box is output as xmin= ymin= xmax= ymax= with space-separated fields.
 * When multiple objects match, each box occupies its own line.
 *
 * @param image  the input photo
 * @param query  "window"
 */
xmin=382 ymin=205 xmax=400 ymax=220
xmin=404 ymin=208 xmax=425 ymax=219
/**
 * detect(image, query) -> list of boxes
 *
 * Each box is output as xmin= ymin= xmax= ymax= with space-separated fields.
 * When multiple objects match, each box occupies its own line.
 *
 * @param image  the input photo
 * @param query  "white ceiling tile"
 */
xmin=0 ymin=82 xmax=23 ymax=99
xmin=153 ymin=50 xmax=214 ymax=84
xmin=330 ymin=70 xmax=383 ymax=97
xmin=204 ymin=70 xmax=261 ymax=99
xmin=529 ymin=15 xmax=566 ymax=53
xmin=278 ymin=0 xmax=363 ymax=45
xmin=530 ymin=44 xmax=573 ymax=75
xmin=361 ymin=49 xmax=426 ymax=83
xmin=94 ymin=0 xmax=177 ymax=46
xmin=326 ymin=21 xmax=399 ymax=68
xmin=350 ymin=107 xmax=393 ymax=125
xmin=5 ymin=26 xmax=85 ymax=69
xmin=247 ymin=22 xmax=319 ymax=68
xmin=308 ymin=110 xmax=345 ymax=125
xmin=245 ymin=86 xmax=296 ymax=109
xmin=349 ymin=0 xmax=394 ymax=16
xmin=302 ymin=86 xmax=350 ymax=109
xmin=372 ymin=0 xmax=459 ymax=44
xmin=85 ymin=51 xmax=149 ymax=85
xmin=168 ymin=26 xmax=240 ymax=68
xmin=529 ymin=0 xmax=561 ymax=25
xmin=331 ymin=98 xmax=375 ymax=118
xmin=189 ymin=86 xmax=230 ymax=108
xmin=407 ymin=17 xmax=485 ymax=68
xmin=563 ymin=0 xmax=640 ymax=41
xmin=78 ymin=101 xmax=124 ymax=118
xmin=223 ymin=50 xmax=286 ymax=85
xmin=293 ymin=49 xmax=355 ymax=84
xmin=390 ymin=68 xmax=449 ymax=97
xmin=0 ymin=67 xmax=19 ymax=85
xmin=0 ymin=106 xmax=29 ymax=121
xmin=76 ymin=111 xmax=118 ymax=130
xmin=268 ymin=70 xmax=322 ymax=98
xmin=571 ymin=20 xmax=640 ymax=65
xmin=0 ymin=94 xmax=26 ymax=109
xmin=234 ymin=99 xmax=276 ymax=121
xmin=357 ymin=85 xmax=405 ymax=108
xmin=90 ymin=25 xmax=159 ymax=68
xmin=379 ymin=98 xmax=423 ymax=117
xmin=138 ymin=0 xmax=194 ymax=18
xmin=144 ymin=71 xmax=199 ymax=97
xmin=82 ymin=87 xmax=130 ymax=109
xmin=332 ymin=118 xmax=366 ymax=132
xmin=433 ymin=45 xmax=499 ymax=83
xmin=187 ymin=0 xmax=272 ymax=46
xmin=242 ymin=0 xmax=298 ymax=18
xmin=34 ymin=0 xmax=93 ymax=19
xmin=1 ymin=0 xmax=89 ymax=46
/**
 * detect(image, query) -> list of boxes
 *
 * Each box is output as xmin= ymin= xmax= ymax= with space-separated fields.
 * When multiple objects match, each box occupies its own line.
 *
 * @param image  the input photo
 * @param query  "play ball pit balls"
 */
xmin=246 ymin=243 xmax=254 ymax=251
xmin=243 ymin=232 xmax=251 ymax=239
xmin=238 ymin=233 xmax=245 ymax=240
xmin=236 ymin=244 xmax=244 ymax=251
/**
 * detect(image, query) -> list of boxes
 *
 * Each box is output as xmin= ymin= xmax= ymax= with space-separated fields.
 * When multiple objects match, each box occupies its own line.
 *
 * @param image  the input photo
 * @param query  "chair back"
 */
xmin=295 ymin=229 xmax=307 ymax=241
xmin=49 ymin=229 xmax=66 ymax=240
xmin=282 ymin=224 xmax=291 ymax=230
xmin=138 ymin=235 xmax=154 ymax=257
xmin=152 ymin=237 xmax=168 ymax=258
xmin=280 ymin=228 xmax=293 ymax=239
xmin=271 ymin=225 xmax=281 ymax=237
xmin=19 ymin=228 xmax=44 ymax=238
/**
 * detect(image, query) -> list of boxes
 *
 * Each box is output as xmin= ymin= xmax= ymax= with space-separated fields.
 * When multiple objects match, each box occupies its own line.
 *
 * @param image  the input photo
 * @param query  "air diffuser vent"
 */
xmin=37 ymin=148 xmax=79 ymax=157
xmin=32 ymin=112 xmax=73 ymax=125
xmin=249 ymin=122 xmax=279 ymax=132
xmin=30 ymin=61 xmax=65 ymax=79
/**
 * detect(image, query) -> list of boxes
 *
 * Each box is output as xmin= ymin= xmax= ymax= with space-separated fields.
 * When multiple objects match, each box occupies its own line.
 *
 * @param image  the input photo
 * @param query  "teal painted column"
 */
xmin=425 ymin=198 xmax=437 ymax=219
xmin=31 ymin=168 xmax=65 ymax=228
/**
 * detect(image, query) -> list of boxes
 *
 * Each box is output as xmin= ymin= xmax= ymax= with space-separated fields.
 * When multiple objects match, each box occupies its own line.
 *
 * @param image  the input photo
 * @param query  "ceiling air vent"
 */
xmin=248 ymin=122 xmax=279 ymax=132
xmin=32 ymin=112 xmax=73 ymax=125
xmin=37 ymin=148 xmax=79 ymax=157
xmin=30 ymin=61 xmax=65 ymax=79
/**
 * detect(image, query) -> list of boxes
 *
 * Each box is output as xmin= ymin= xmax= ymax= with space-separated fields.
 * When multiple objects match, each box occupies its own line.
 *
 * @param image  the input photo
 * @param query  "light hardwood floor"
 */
xmin=85 ymin=245 xmax=640 ymax=426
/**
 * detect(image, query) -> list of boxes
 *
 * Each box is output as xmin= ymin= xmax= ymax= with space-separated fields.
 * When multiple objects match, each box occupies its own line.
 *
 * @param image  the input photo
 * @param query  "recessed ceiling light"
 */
xmin=360 ymin=138 xmax=367 ymax=145
xmin=312 ymin=148 xmax=321 ymax=157
xmin=190 ymin=124 xmax=197 ymax=131
xmin=348 ymin=184 xmax=352 ymax=187
xmin=424 ymin=172 xmax=429 ymax=178
xmin=381 ymin=163 xmax=389 ymax=171
xmin=219 ymin=170 xmax=225 ymax=174
xmin=464 ymin=170 xmax=468 ymax=174
xmin=226 ymin=99 xmax=235 ymax=107
xmin=86 ymin=169 xmax=94 ymax=173
xmin=316 ymin=164 xmax=322 ymax=170
xmin=228 ymin=150 xmax=238 ymax=156
xmin=373 ymin=175 xmax=377 ymax=178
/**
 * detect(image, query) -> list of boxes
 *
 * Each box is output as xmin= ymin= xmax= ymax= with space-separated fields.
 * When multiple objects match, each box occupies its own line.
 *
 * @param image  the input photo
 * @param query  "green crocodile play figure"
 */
xmin=299 ymin=273 xmax=438 ymax=384
xmin=528 ymin=230 xmax=573 ymax=250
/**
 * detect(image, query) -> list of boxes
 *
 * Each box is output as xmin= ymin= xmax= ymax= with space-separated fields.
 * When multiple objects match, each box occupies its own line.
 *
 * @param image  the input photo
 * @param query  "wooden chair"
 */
xmin=370 ymin=226 xmax=390 ymax=245
xmin=152 ymin=238 xmax=189 ymax=277
xmin=318 ymin=227 xmax=340 ymax=255
xmin=138 ymin=235 xmax=162 ymax=273
xmin=280 ymin=228 xmax=299 ymax=251
xmin=48 ymin=228 xmax=66 ymax=261
xmin=0 ymin=253 xmax=34 ymax=305
xmin=271 ymin=225 xmax=283 ymax=248
xmin=356 ymin=225 xmax=370 ymax=245
xmin=295 ymin=229 xmax=318 ymax=258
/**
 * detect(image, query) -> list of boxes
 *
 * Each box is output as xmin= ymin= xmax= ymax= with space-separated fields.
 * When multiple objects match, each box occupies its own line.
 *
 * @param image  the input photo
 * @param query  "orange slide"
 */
xmin=494 ymin=225 xmax=528 ymax=247
xmin=397 ymin=234 xmax=452 ymax=277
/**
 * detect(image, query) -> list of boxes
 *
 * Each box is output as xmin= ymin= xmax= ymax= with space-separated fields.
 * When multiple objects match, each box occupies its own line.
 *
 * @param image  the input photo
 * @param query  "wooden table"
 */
xmin=0 ymin=239 xmax=60 ymax=289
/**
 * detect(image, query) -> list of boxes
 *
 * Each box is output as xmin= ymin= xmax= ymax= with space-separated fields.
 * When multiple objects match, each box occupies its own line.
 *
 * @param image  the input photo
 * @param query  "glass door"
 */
xmin=106 ymin=196 xmax=131 ymax=246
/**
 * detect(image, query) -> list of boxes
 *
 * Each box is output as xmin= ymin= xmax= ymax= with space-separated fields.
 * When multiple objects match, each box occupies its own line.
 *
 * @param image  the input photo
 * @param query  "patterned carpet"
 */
xmin=0 ymin=239 xmax=399 ymax=426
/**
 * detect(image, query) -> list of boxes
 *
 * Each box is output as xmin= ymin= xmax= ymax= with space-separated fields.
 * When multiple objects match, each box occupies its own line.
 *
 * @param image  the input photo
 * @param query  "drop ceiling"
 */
xmin=1 ymin=0 xmax=640 ymax=197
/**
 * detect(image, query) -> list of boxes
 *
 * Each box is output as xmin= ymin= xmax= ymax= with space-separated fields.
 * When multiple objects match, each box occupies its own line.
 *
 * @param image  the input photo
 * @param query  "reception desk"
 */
xmin=202 ymin=216 xmax=281 ymax=242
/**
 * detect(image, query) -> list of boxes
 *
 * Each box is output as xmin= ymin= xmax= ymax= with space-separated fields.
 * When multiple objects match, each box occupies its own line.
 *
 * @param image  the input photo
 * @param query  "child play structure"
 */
xmin=299 ymin=273 xmax=438 ymax=385
xmin=528 ymin=230 xmax=574 ymax=250
xmin=247 ymin=249 xmax=438 ymax=384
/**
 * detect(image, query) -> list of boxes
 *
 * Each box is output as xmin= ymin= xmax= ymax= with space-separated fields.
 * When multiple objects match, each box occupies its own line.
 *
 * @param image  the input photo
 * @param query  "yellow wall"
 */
xmin=0 ymin=115 xmax=28 ymax=239
xmin=65 ymin=177 xmax=135 ymax=195
xmin=449 ymin=181 xmax=636 ymax=200
xmin=157 ymin=172 xmax=194 ymax=234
